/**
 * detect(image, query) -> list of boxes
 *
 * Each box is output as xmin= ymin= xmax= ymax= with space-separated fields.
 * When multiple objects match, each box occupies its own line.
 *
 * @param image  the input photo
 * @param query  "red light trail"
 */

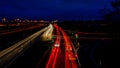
xmin=45 ymin=24 xmax=79 ymax=68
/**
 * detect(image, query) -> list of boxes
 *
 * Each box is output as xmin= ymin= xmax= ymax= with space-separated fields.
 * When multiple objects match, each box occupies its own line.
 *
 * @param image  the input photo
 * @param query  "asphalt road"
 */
xmin=1 ymin=24 xmax=118 ymax=68
xmin=7 ymin=40 xmax=52 ymax=68
xmin=0 ymin=26 xmax=45 ymax=51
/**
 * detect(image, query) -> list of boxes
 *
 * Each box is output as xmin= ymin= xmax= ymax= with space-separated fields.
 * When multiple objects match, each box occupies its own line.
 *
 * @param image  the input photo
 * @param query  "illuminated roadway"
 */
xmin=0 ymin=21 xmax=118 ymax=68
xmin=0 ymin=24 xmax=80 ymax=68
xmin=45 ymin=24 xmax=62 ymax=68
xmin=59 ymin=25 xmax=80 ymax=68
xmin=41 ymin=24 xmax=54 ymax=41
xmin=0 ymin=23 xmax=115 ymax=68
xmin=36 ymin=24 xmax=80 ymax=68
xmin=0 ymin=24 xmax=53 ymax=67
xmin=0 ymin=24 xmax=46 ymax=36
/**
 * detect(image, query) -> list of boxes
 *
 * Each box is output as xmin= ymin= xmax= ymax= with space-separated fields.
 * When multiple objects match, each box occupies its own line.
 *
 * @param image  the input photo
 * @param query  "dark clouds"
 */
xmin=0 ymin=0 xmax=114 ymax=20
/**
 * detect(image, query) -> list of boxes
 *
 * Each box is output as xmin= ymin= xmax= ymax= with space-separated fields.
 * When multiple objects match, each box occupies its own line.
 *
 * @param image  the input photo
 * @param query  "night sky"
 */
xmin=0 ymin=0 xmax=114 ymax=20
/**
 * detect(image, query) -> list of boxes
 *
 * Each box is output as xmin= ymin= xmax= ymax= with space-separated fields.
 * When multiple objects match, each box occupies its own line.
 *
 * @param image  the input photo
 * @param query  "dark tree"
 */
xmin=100 ymin=0 xmax=120 ymax=22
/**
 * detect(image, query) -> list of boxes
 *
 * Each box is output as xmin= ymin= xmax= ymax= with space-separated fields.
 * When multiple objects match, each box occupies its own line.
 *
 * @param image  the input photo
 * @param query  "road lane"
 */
xmin=0 ymin=24 xmax=52 ymax=67
xmin=0 ymin=25 xmax=46 ymax=36
xmin=45 ymin=24 xmax=62 ymax=68
xmin=58 ymin=26 xmax=79 ymax=68
xmin=8 ymin=40 xmax=51 ymax=68
xmin=41 ymin=24 xmax=53 ymax=41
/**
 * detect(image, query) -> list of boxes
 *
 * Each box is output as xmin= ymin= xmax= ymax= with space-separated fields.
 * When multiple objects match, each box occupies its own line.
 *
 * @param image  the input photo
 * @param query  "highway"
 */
xmin=45 ymin=24 xmax=62 ymax=68
xmin=44 ymin=24 xmax=80 ymax=68
xmin=0 ymin=24 xmax=52 ymax=67
xmin=0 ymin=24 xmax=46 ymax=51
xmin=59 ymin=26 xmax=80 ymax=68
xmin=0 ymin=24 xmax=46 ymax=36
xmin=0 ymin=23 xmax=116 ymax=68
